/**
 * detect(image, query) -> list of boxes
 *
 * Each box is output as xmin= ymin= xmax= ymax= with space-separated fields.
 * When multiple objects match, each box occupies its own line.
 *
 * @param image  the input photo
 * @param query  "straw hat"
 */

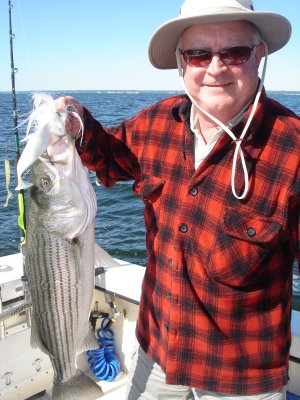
xmin=148 ymin=0 xmax=291 ymax=69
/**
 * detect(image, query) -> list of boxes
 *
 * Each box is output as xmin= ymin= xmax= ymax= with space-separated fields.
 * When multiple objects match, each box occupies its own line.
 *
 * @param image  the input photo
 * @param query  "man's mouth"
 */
xmin=205 ymin=82 xmax=232 ymax=88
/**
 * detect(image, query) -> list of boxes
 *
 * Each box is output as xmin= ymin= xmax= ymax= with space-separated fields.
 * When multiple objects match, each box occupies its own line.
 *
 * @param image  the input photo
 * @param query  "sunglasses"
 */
xmin=179 ymin=45 xmax=257 ymax=67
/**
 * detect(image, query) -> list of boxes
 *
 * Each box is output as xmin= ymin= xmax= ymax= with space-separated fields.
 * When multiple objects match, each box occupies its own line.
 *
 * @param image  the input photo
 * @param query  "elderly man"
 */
xmin=58 ymin=0 xmax=300 ymax=398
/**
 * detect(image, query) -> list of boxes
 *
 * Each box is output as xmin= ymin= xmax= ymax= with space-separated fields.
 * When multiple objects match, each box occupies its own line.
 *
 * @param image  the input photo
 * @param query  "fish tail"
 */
xmin=52 ymin=370 xmax=103 ymax=399
xmin=95 ymin=244 xmax=120 ymax=270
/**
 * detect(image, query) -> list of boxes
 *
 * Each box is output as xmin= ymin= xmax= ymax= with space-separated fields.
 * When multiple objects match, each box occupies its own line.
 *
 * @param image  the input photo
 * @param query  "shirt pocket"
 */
xmin=206 ymin=208 xmax=283 ymax=287
xmin=133 ymin=176 xmax=166 ymax=237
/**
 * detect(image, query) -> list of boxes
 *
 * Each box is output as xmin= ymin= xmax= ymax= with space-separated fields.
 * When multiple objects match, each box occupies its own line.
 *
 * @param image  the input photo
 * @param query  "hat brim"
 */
xmin=148 ymin=11 xmax=291 ymax=69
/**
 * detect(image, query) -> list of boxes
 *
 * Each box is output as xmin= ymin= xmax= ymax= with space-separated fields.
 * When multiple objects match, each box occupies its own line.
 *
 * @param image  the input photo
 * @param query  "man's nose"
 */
xmin=206 ymin=54 xmax=227 ymax=73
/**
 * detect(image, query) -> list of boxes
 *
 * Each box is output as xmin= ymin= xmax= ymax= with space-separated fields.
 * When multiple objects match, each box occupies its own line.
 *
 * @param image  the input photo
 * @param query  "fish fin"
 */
xmin=78 ymin=325 xmax=99 ymax=353
xmin=30 ymin=315 xmax=52 ymax=357
xmin=95 ymin=244 xmax=120 ymax=270
xmin=52 ymin=370 xmax=103 ymax=400
xmin=15 ymin=180 xmax=33 ymax=191
xmin=30 ymin=315 xmax=44 ymax=349
xmin=16 ymin=126 xmax=51 ymax=185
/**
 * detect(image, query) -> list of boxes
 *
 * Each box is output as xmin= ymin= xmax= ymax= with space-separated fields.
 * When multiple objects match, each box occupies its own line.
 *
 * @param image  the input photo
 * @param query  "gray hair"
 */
xmin=248 ymin=22 xmax=263 ymax=45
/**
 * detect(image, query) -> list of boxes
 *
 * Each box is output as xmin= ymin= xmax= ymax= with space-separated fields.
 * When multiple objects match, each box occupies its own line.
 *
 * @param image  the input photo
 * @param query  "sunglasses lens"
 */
xmin=183 ymin=50 xmax=211 ymax=67
xmin=220 ymin=46 xmax=252 ymax=65
xmin=181 ymin=46 xmax=254 ymax=67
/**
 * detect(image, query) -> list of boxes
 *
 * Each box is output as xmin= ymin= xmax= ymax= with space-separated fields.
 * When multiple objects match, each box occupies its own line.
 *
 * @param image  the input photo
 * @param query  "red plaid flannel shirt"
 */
xmin=77 ymin=89 xmax=300 ymax=394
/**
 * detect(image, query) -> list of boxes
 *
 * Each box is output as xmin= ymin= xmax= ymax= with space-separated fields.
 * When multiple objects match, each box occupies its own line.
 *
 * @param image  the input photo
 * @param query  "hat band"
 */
xmin=181 ymin=6 xmax=252 ymax=17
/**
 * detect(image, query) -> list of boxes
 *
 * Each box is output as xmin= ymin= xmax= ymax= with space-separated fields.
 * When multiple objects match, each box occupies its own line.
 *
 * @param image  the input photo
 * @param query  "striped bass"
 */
xmin=17 ymin=95 xmax=116 ymax=399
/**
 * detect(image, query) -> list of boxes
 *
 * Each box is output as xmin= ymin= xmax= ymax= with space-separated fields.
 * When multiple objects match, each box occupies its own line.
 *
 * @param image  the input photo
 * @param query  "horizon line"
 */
xmin=1 ymin=89 xmax=300 ymax=94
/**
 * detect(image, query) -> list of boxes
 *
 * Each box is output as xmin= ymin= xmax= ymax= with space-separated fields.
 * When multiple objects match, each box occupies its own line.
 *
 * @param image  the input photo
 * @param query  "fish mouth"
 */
xmin=39 ymin=153 xmax=69 ymax=165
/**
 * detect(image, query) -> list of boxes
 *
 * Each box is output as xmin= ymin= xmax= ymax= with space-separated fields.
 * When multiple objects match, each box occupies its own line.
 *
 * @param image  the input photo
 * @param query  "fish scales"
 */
xmin=26 ymin=225 xmax=80 ymax=383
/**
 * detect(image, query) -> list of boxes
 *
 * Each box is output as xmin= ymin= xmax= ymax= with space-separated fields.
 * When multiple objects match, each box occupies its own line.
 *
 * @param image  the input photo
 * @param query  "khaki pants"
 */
xmin=126 ymin=344 xmax=286 ymax=400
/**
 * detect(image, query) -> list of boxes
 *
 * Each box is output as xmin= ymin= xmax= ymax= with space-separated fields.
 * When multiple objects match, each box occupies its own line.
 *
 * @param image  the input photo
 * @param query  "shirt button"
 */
xmin=168 ymin=259 xmax=173 ymax=267
xmin=164 ymin=324 xmax=169 ymax=332
xmin=166 ymin=291 xmax=172 ymax=299
xmin=179 ymin=223 xmax=188 ymax=233
xmin=246 ymin=227 xmax=256 ymax=237
xmin=189 ymin=187 xmax=198 ymax=196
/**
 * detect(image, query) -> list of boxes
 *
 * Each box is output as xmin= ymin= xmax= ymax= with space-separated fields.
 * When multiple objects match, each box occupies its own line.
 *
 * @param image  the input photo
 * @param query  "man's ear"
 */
xmin=255 ymin=43 xmax=266 ymax=67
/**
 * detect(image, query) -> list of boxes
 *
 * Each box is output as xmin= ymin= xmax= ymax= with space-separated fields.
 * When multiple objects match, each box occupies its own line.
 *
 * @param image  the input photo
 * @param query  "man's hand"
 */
xmin=56 ymin=96 xmax=84 ymax=139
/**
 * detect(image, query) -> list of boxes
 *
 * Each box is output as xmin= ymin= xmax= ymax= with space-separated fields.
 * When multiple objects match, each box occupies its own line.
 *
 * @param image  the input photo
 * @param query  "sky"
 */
xmin=0 ymin=0 xmax=299 ymax=92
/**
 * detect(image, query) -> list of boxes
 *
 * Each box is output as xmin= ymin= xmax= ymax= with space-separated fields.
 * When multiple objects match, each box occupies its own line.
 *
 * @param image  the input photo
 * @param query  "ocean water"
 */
xmin=0 ymin=90 xmax=300 ymax=269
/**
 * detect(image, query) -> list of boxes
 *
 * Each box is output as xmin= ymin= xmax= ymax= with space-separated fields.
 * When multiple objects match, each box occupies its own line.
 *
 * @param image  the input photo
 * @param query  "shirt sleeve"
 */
xmin=75 ymin=107 xmax=141 ymax=187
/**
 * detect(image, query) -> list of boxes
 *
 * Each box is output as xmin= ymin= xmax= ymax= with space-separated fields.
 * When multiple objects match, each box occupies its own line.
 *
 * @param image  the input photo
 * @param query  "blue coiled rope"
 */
xmin=87 ymin=317 xmax=121 ymax=382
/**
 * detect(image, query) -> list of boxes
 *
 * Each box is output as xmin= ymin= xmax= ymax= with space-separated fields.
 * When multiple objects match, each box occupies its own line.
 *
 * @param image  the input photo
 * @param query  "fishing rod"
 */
xmin=7 ymin=0 xmax=31 ymax=329
xmin=9 ymin=0 xmax=18 ymax=137
xmin=8 ymin=0 xmax=26 ymax=241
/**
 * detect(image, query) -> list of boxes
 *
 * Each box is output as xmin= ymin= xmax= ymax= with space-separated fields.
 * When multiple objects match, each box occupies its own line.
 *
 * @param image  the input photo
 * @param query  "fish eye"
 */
xmin=39 ymin=176 xmax=51 ymax=189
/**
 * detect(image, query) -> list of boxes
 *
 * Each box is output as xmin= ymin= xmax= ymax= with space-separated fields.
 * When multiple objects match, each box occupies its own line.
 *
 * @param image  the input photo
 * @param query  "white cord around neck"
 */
xmin=176 ymin=42 xmax=268 ymax=200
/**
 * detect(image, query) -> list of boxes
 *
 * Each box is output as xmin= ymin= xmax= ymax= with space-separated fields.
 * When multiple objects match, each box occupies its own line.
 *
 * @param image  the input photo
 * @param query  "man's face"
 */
xmin=180 ymin=21 xmax=264 ymax=121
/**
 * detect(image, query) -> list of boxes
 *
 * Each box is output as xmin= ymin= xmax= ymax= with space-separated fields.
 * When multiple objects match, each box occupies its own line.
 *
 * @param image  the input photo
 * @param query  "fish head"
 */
xmin=28 ymin=154 xmax=95 ymax=239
